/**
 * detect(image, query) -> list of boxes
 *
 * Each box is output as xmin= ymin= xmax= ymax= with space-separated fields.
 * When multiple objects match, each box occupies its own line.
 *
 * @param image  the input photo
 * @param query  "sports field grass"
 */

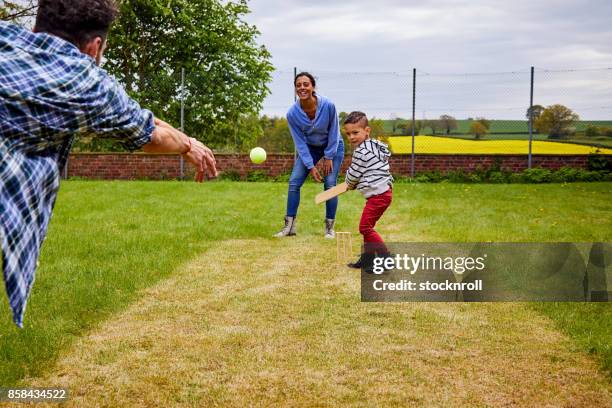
xmin=388 ymin=135 xmax=612 ymax=154
xmin=1 ymin=181 xmax=611 ymax=405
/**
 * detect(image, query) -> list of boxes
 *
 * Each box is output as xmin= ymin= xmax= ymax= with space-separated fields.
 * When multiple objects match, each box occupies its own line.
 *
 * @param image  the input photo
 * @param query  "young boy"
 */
xmin=343 ymin=111 xmax=393 ymax=272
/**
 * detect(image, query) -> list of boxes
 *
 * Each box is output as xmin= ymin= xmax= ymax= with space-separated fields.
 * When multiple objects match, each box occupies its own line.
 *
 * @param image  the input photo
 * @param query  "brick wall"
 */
xmin=65 ymin=153 xmax=601 ymax=180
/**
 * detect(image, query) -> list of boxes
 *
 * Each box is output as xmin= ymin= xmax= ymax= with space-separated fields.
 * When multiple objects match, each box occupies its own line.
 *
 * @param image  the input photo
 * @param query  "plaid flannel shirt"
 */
xmin=0 ymin=22 xmax=154 ymax=327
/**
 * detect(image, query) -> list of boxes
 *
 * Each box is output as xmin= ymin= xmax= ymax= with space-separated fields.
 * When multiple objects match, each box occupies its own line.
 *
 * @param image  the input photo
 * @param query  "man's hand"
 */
xmin=183 ymin=138 xmax=218 ymax=182
xmin=310 ymin=167 xmax=323 ymax=182
xmin=145 ymin=118 xmax=218 ymax=182
xmin=322 ymin=158 xmax=333 ymax=176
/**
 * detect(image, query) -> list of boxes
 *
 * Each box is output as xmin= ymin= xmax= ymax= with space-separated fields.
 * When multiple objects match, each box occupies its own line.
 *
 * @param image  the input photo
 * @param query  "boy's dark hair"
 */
xmin=343 ymin=111 xmax=369 ymax=127
xmin=34 ymin=0 xmax=119 ymax=48
xmin=294 ymin=72 xmax=316 ymax=87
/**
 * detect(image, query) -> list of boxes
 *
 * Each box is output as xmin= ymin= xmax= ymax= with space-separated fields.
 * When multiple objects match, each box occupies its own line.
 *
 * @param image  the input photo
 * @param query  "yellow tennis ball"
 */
xmin=250 ymin=147 xmax=267 ymax=164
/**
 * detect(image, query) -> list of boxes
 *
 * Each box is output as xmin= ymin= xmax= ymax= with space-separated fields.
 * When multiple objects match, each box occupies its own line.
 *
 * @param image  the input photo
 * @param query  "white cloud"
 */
xmin=245 ymin=0 xmax=612 ymax=118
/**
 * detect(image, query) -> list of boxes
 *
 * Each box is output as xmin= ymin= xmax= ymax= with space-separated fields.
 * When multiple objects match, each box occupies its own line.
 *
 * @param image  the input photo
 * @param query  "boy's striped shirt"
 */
xmin=345 ymin=139 xmax=393 ymax=198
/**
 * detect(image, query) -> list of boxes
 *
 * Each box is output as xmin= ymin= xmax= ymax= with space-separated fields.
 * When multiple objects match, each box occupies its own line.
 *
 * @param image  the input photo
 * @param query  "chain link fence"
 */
xmin=257 ymin=67 xmax=612 ymax=174
xmin=71 ymin=66 xmax=612 ymax=177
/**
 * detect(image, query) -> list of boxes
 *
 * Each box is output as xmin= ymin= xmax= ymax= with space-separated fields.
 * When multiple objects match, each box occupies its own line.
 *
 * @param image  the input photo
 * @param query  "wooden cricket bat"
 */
xmin=315 ymin=182 xmax=349 ymax=204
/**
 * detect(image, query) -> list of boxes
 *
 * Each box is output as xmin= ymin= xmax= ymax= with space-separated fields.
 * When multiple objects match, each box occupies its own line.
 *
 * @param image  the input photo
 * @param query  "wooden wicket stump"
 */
xmin=336 ymin=232 xmax=353 ymax=264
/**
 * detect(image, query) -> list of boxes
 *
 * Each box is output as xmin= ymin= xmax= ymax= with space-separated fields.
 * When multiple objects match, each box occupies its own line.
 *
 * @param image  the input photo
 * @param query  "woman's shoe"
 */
xmin=324 ymin=218 xmax=335 ymax=239
xmin=274 ymin=216 xmax=297 ymax=237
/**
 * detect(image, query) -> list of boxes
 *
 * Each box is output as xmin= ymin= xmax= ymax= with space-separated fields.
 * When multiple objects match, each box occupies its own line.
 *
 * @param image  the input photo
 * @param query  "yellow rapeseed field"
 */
xmin=388 ymin=136 xmax=612 ymax=155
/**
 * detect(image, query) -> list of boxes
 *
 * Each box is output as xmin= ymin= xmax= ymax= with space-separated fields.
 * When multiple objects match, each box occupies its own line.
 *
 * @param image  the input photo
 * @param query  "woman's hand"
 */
xmin=310 ymin=167 xmax=323 ymax=182
xmin=322 ymin=158 xmax=333 ymax=176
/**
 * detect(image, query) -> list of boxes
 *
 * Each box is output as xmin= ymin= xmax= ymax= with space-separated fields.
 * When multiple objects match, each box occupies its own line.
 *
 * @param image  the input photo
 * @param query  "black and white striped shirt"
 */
xmin=345 ymin=139 xmax=393 ymax=198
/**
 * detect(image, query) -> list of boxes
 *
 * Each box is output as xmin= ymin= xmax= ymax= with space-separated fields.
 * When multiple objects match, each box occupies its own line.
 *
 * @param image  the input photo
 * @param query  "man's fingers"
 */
xmin=191 ymin=142 xmax=217 ymax=178
xmin=204 ymin=151 xmax=218 ymax=177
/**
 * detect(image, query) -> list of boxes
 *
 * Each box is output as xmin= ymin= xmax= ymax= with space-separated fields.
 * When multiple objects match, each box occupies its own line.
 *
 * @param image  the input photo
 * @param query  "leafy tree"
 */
xmin=257 ymin=116 xmax=293 ymax=153
xmin=389 ymin=113 xmax=399 ymax=134
xmin=103 ymin=0 xmax=273 ymax=149
xmin=470 ymin=122 xmax=488 ymax=139
xmin=0 ymin=1 xmax=36 ymax=23
xmin=475 ymin=117 xmax=491 ymax=130
xmin=396 ymin=120 xmax=421 ymax=136
xmin=369 ymin=117 xmax=386 ymax=139
xmin=439 ymin=114 xmax=458 ymax=135
xmin=535 ymin=104 xmax=579 ymax=139
xmin=526 ymin=104 xmax=545 ymax=133
xmin=423 ymin=119 xmax=442 ymax=135
xmin=585 ymin=125 xmax=600 ymax=138
xmin=395 ymin=122 xmax=408 ymax=135
xmin=526 ymin=104 xmax=545 ymax=121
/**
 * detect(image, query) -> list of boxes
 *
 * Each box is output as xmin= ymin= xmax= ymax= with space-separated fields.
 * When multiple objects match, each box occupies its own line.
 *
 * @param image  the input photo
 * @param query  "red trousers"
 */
xmin=359 ymin=188 xmax=392 ymax=253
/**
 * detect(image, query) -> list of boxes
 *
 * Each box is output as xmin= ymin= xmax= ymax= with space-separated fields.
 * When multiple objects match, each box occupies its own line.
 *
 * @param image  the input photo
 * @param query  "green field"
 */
xmin=382 ymin=119 xmax=612 ymax=148
xmin=383 ymin=119 xmax=612 ymax=134
xmin=1 ymin=181 xmax=611 ymax=405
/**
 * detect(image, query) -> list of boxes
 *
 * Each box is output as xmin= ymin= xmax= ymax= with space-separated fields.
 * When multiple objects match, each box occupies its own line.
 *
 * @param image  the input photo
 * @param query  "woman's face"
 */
xmin=295 ymin=76 xmax=314 ymax=101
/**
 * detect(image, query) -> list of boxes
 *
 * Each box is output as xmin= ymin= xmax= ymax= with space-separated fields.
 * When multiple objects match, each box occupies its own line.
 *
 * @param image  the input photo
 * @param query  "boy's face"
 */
xmin=344 ymin=122 xmax=370 ymax=146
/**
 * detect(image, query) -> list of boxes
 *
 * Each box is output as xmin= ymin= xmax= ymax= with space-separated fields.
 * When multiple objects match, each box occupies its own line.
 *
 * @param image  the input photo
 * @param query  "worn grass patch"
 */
xmin=26 ymin=238 xmax=612 ymax=407
xmin=1 ymin=181 xmax=611 ymax=405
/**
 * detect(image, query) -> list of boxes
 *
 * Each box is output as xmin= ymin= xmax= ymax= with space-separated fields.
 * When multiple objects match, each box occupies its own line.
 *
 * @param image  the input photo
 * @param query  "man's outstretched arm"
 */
xmin=143 ymin=118 xmax=218 ymax=182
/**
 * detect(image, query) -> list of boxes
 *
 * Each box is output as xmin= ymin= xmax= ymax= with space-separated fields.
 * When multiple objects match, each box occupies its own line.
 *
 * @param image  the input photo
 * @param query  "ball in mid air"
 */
xmin=250 ymin=147 xmax=267 ymax=164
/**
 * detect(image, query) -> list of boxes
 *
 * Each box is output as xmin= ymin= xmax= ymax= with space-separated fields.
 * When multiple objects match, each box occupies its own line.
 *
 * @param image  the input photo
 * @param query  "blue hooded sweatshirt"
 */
xmin=286 ymin=94 xmax=341 ymax=169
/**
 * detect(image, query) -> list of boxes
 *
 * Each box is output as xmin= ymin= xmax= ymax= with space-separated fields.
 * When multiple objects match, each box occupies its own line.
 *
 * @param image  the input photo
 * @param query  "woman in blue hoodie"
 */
xmin=274 ymin=72 xmax=345 ymax=238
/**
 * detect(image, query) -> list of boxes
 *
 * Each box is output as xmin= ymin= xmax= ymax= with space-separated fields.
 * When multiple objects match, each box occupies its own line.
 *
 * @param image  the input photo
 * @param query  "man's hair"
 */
xmin=343 ymin=111 xmax=369 ymax=127
xmin=34 ymin=0 xmax=119 ymax=48
xmin=294 ymin=72 xmax=316 ymax=87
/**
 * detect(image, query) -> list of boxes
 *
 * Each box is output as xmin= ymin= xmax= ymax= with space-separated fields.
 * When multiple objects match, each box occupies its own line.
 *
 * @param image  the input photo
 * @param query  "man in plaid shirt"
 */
xmin=0 ymin=0 xmax=217 ymax=327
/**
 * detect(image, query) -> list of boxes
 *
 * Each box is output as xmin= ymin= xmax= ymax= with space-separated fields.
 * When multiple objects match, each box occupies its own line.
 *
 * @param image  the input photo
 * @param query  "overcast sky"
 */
xmin=245 ymin=0 xmax=612 ymax=119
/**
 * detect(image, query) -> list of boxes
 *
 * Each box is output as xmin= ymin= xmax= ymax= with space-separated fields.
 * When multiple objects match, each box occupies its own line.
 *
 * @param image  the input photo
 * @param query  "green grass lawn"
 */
xmin=1 ymin=181 xmax=611 ymax=387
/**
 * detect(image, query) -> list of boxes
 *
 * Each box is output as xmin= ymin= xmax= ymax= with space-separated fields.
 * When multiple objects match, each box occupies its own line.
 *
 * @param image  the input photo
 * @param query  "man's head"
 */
xmin=34 ymin=0 xmax=118 ymax=65
xmin=343 ymin=111 xmax=371 ymax=146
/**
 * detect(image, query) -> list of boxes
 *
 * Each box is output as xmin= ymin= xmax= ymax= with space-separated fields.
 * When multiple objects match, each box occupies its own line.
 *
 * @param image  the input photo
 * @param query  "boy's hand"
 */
xmin=310 ymin=167 xmax=323 ymax=182
xmin=322 ymin=158 xmax=333 ymax=176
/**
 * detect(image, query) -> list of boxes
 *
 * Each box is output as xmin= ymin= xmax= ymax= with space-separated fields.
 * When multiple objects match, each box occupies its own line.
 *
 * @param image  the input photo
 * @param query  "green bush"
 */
xmin=550 ymin=167 xmax=579 ymax=183
xmin=488 ymin=171 xmax=507 ymax=183
xmin=218 ymin=170 xmax=242 ymax=181
xmin=522 ymin=168 xmax=552 ymax=183
xmin=392 ymin=175 xmax=414 ymax=184
xmin=584 ymin=125 xmax=601 ymax=137
xmin=509 ymin=173 xmax=525 ymax=183
xmin=216 ymin=163 xmax=610 ymax=184
xmin=412 ymin=171 xmax=443 ymax=183
xmin=246 ymin=170 xmax=269 ymax=182
xmin=587 ymin=153 xmax=610 ymax=171
xmin=468 ymin=173 xmax=483 ymax=183
xmin=272 ymin=171 xmax=292 ymax=183
xmin=575 ymin=170 xmax=604 ymax=182
xmin=447 ymin=170 xmax=468 ymax=183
